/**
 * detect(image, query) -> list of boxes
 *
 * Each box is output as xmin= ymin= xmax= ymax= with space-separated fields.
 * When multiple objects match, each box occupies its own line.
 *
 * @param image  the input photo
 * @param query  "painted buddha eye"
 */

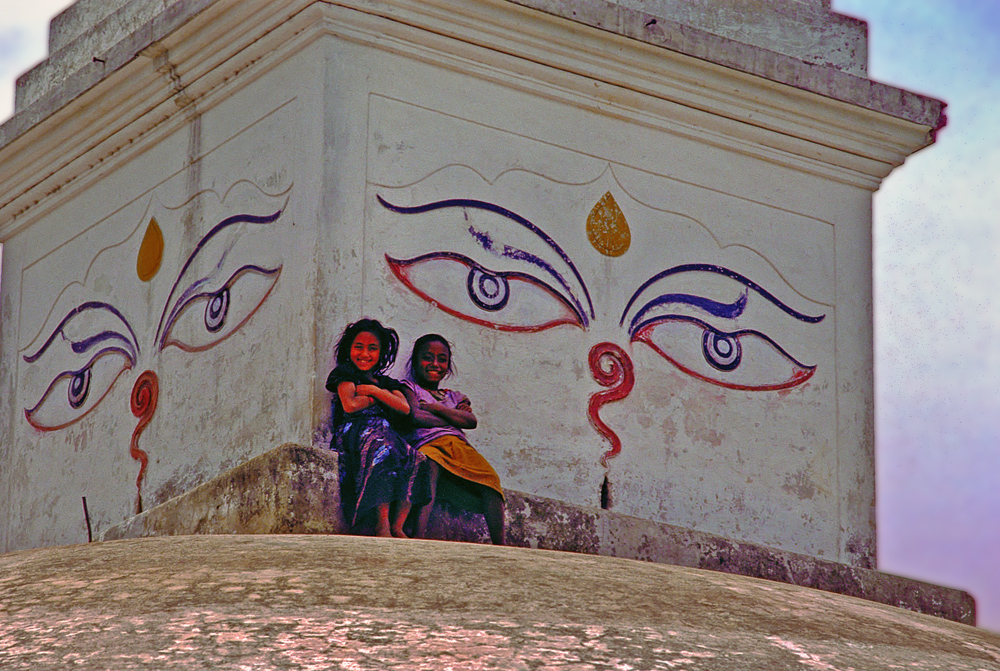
xmin=633 ymin=316 xmax=814 ymax=391
xmin=467 ymin=268 xmax=509 ymax=311
xmin=386 ymin=252 xmax=583 ymax=332
xmin=161 ymin=265 xmax=280 ymax=352
xmin=68 ymin=369 xmax=91 ymax=409
xmin=205 ymin=288 xmax=230 ymax=333
xmin=25 ymin=349 xmax=134 ymax=431
xmin=703 ymin=330 xmax=741 ymax=371
xmin=622 ymin=264 xmax=824 ymax=391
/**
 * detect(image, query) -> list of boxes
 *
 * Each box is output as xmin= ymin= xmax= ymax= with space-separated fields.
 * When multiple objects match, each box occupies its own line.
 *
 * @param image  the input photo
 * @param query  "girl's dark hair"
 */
xmin=334 ymin=318 xmax=399 ymax=374
xmin=409 ymin=333 xmax=454 ymax=380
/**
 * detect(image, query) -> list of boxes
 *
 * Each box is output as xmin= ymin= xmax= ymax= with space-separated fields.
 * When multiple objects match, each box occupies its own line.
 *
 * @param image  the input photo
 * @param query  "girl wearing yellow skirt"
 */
xmin=403 ymin=334 xmax=505 ymax=544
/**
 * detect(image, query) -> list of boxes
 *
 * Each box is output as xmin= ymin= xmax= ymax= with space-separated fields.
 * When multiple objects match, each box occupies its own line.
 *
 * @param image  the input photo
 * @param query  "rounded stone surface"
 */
xmin=1 ymin=534 xmax=998 ymax=669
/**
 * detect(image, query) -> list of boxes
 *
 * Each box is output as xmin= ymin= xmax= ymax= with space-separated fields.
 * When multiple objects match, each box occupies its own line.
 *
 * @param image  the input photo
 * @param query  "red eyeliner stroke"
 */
xmin=634 ymin=327 xmax=815 ymax=391
xmin=385 ymin=254 xmax=582 ymax=332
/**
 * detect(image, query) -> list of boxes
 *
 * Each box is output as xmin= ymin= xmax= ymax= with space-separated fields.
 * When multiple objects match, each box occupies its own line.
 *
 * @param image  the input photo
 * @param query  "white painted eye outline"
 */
xmin=155 ymin=208 xmax=285 ymax=352
xmin=160 ymin=265 xmax=281 ymax=352
xmin=22 ymin=302 xmax=140 ymax=431
xmin=622 ymin=263 xmax=824 ymax=392
xmin=22 ymin=204 xmax=287 ymax=433
xmin=632 ymin=315 xmax=815 ymax=391
xmin=154 ymin=209 xmax=285 ymax=349
xmin=377 ymin=194 xmax=594 ymax=330
xmin=25 ymin=348 xmax=135 ymax=431
xmin=386 ymin=252 xmax=583 ymax=332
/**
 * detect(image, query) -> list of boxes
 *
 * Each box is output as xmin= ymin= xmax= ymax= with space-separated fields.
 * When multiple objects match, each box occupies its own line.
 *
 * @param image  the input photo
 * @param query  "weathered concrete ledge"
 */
xmin=100 ymin=443 xmax=975 ymax=626
xmin=3 ymin=0 xmax=944 ymax=153
xmin=100 ymin=443 xmax=346 ymax=540
xmin=507 ymin=0 xmax=945 ymax=131
xmin=1 ymin=535 xmax=998 ymax=669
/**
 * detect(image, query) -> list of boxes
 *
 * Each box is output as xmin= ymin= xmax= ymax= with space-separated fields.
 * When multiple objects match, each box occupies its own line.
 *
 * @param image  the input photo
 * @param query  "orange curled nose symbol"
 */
xmin=129 ymin=370 xmax=158 ymax=510
xmin=587 ymin=343 xmax=635 ymax=466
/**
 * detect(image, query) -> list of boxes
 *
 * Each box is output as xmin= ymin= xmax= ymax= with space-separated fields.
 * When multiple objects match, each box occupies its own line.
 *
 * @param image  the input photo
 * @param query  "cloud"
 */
xmin=0 ymin=0 xmax=77 ymax=121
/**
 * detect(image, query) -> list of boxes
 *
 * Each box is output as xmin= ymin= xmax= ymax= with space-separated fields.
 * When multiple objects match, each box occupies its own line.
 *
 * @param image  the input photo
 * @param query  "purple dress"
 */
xmin=326 ymin=365 xmax=426 ymax=530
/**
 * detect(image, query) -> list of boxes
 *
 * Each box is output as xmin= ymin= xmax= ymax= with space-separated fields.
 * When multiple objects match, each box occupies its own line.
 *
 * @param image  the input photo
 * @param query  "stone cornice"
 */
xmin=0 ymin=0 xmax=318 ymax=240
xmin=329 ymin=0 xmax=936 ymax=181
xmin=0 ymin=0 xmax=944 ymax=240
xmin=507 ymin=0 xmax=944 ymax=131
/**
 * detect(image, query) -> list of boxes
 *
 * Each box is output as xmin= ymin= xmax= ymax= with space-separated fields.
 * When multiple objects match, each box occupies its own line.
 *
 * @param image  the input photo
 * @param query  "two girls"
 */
xmin=328 ymin=321 xmax=504 ymax=543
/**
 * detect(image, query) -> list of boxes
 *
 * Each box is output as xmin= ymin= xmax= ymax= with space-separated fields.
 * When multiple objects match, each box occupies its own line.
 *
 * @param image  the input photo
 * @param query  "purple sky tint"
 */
xmin=2 ymin=0 xmax=999 ymax=633
xmin=834 ymin=0 xmax=1000 ymax=633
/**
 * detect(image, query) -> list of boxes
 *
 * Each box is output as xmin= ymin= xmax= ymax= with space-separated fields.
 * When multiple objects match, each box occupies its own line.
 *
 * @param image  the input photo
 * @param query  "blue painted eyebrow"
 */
xmin=23 ymin=301 xmax=139 ymax=364
xmin=467 ymin=225 xmax=588 ymax=326
xmin=620 ymin=263 xmax=825 ymax=331
xmin=627 ymin=291 xmax=748 ymax=336
xmin=377 ymin=195 xmax=595 ymax=322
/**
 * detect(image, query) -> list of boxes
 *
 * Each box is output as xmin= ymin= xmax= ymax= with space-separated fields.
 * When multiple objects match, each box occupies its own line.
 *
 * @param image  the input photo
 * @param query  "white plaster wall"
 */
xmin=1 ymin=44 xmax=326 ymax=549
xmin=0 ymin=0 xmax=902 ymax=563
xmin=306 ymin=37 xmax=857 ymax=561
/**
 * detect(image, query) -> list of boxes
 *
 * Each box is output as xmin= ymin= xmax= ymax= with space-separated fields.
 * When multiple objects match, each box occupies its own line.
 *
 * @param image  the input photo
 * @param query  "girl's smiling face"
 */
xmin=415 ymin=341 xmax=450 ymax=388
xmin=350 ymin=331 xmax=381 ymax=372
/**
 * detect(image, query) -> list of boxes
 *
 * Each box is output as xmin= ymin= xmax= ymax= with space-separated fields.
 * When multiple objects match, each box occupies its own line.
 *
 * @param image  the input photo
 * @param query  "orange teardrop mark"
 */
xmin=587 ymin=192 xmax=631 ymax=257
xmin=137 ymin=218 xmax=164 ymax=282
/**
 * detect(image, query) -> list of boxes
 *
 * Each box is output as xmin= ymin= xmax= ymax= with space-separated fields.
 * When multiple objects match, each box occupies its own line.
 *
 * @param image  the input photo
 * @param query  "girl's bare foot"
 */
xmin=375 ymin=503 xmax=392 ymax=537
xmin=391 ymin=501 xmax=412 ymax=539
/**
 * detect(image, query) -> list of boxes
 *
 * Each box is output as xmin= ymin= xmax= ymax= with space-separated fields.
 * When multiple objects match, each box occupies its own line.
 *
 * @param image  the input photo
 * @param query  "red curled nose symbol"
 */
xmin=588 ymin=343 xmax=634 ymax=466
xmin=130 ymin=370 xmax=158 ymax=512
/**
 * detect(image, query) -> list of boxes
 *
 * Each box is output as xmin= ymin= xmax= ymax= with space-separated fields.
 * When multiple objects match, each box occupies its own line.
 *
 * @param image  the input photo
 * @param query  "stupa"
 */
xmin=2 ymin=1 xmax=990 ymax=665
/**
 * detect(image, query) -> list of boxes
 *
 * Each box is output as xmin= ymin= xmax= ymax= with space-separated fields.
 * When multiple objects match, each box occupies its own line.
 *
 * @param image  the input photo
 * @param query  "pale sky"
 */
xmin=2 ymin=0 xmax=999 ymax=633
xmin=833 ymin=0 xmax=1000 ymax=634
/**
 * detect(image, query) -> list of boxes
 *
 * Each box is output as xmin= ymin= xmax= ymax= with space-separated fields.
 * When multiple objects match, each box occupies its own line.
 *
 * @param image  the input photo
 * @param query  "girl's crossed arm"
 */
xmin=404 ymin=387 xmax=447 ymax=428
xmin=418 ymin=395 xmax=477 ymax=430
xmin=338 ymin=381 xmax=410 ymax=415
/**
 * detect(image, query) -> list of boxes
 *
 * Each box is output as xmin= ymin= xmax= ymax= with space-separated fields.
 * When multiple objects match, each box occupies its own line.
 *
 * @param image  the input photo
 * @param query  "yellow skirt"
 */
xmin=419 ymin=435 xmax=504 ymax=498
